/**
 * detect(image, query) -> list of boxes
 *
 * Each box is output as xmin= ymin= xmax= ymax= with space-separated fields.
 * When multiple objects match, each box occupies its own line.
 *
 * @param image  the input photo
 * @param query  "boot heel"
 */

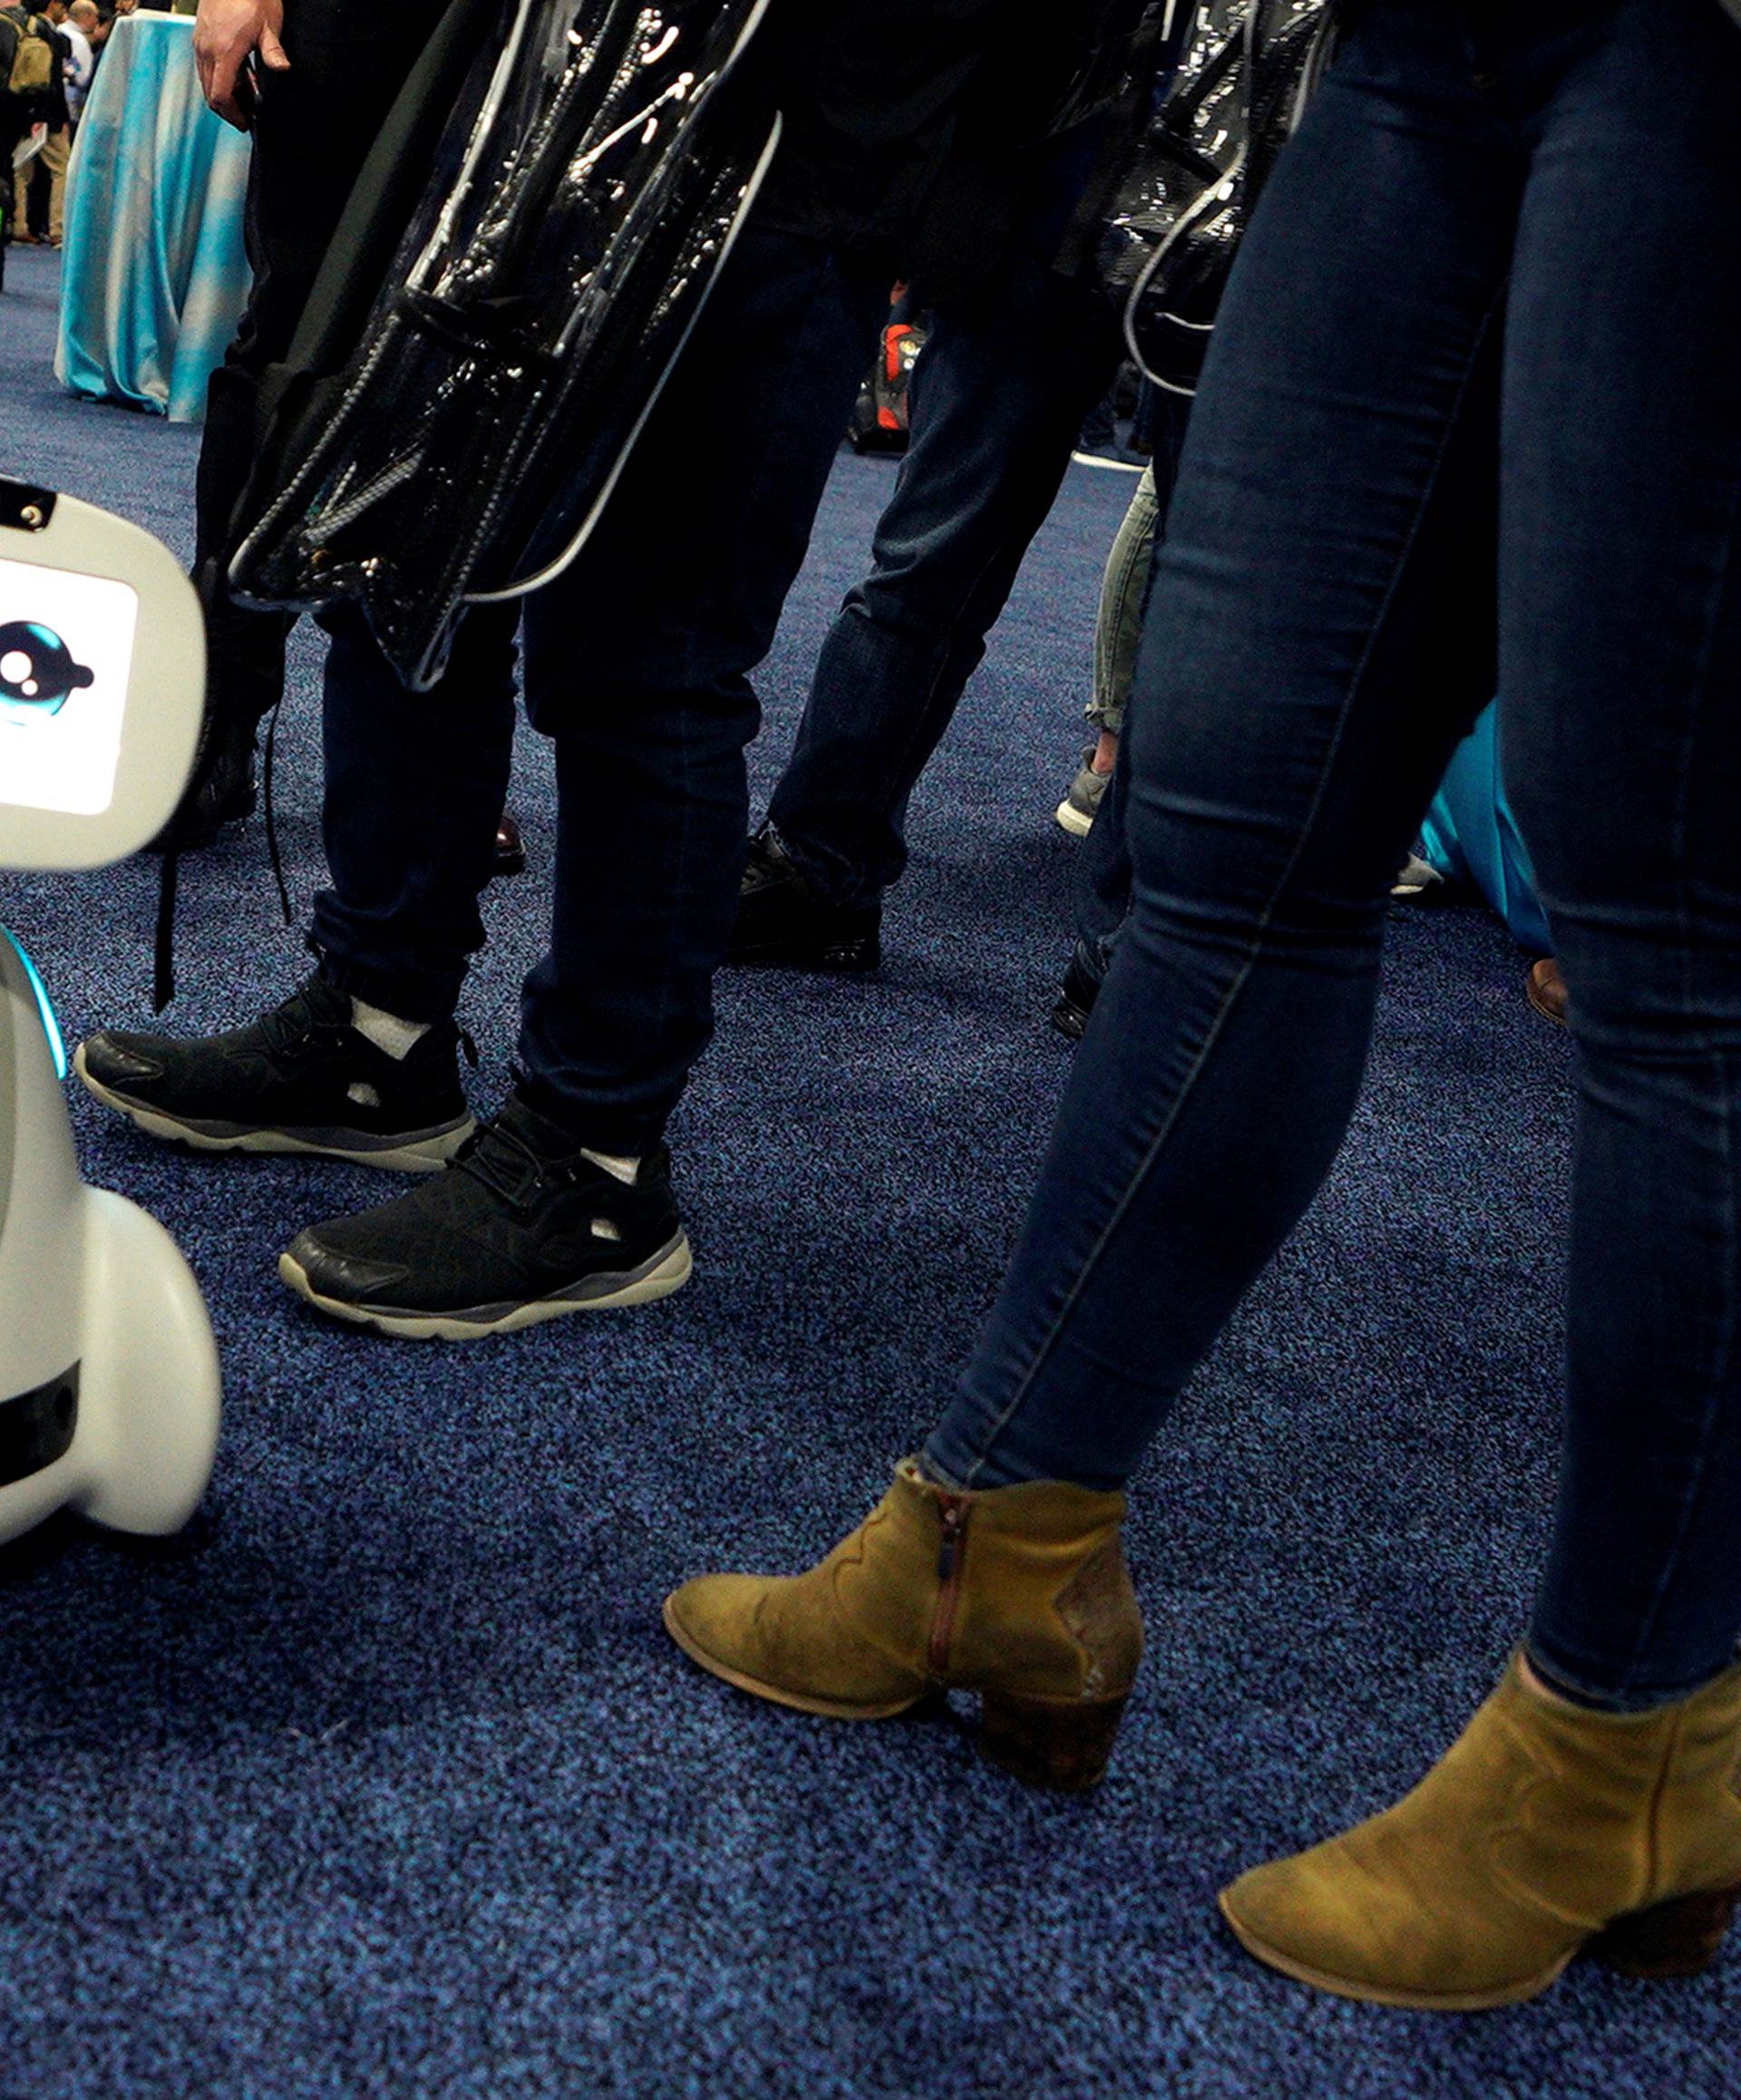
xmin=1588 ymin=1881 xmax=1741 ymax=1979
xmin=979 ymin=1690 xmax=1127 ymax=1793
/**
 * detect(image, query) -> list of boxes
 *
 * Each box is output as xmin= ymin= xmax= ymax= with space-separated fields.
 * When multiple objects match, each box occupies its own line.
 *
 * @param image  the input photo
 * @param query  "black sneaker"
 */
xmin=492 ymin=811 xmax=528 ymax=879
xmin=1049 ymin=948 xmax=1104 ymax=1043
xmin=277 ymin=1094 xmax=692 ymax=1339
xmin=73 ymin=975 xmax=475 ymax=1172
xmin=727 ymin=829 xmax=880 ymax=972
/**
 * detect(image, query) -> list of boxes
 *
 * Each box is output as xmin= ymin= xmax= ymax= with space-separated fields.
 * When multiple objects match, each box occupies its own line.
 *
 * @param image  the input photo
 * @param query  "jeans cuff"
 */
xmin=517 ymin=1072 xmax=668 ymax=1159
xmin=313 ymin=948 xmax=460 ymax=1030
xmin=1522 ymin=1637 xmax=1741 ymax=1716
xmin=916 ymin=1438 xmax=971 ymax=1492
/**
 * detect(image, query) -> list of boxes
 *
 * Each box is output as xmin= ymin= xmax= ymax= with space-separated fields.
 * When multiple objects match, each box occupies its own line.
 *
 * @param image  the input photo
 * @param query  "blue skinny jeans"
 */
xmin=927 ymin=0 xmax=1741 ymax=1712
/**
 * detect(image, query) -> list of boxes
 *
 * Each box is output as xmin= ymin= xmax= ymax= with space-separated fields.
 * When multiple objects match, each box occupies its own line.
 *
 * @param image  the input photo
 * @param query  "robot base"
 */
xmin=1 ymin=1187 xmax=220 ymax=1543
xmin=0 ymin=928 xmax=220 ymax=1550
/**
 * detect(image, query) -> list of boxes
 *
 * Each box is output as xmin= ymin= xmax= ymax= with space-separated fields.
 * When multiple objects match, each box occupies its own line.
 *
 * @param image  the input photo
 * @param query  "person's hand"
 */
xmin=193 ymin=0 xmax=289 ymax=131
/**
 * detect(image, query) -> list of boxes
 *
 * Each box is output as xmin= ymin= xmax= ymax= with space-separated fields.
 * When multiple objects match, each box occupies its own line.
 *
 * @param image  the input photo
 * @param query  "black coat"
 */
xmin=222 ymin=0 xmax=1162 ymax=598
xmin=756 ymin=0 xmax=1159 ymax=276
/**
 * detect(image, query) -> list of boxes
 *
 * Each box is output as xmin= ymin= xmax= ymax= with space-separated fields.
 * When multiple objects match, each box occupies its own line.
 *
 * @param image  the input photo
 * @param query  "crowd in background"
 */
xmin=1 ymin=0 xmax=192 ymax=249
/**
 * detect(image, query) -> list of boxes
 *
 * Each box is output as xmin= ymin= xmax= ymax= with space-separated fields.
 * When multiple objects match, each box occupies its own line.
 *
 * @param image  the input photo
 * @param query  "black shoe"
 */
xmin=74 ymin=975 xmax=475 ymax=1171
xmin=492 ymin=811 xmax=527 ymax=879
xmin=148 ymin=717 xmax=258 ymax=853
xmin=1049 ymin=949 xmax=1104 ymax=1043
xmin=278 ymin=1094 xmax=692 ymax=1339
xmin=727 ymin=830 xmax=880 ymax=972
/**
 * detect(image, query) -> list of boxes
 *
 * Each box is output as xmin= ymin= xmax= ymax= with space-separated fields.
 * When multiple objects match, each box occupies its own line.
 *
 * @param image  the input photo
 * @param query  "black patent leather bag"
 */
xmin=1098 ymin=0 xmax=1332 ymax=395
xmin=229 ymin=0 xmax=777 ymax=691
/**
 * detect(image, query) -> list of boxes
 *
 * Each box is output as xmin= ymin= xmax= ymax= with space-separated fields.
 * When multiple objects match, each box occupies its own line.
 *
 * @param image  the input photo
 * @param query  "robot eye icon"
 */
xmin=0 ymin=621 xmax=97 ymax=723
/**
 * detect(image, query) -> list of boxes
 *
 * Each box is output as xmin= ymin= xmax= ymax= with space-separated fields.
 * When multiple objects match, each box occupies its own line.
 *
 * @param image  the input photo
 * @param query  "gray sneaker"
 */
xmin=1390 ymin=852 xmax=1445 ymax=899
xmin=1055 ymin=749 xmax=1110 ymax=838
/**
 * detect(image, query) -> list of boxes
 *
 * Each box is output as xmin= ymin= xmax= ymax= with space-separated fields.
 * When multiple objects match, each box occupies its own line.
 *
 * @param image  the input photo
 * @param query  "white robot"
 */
xmin=0 ymin=474 xmax=220 ymax=1546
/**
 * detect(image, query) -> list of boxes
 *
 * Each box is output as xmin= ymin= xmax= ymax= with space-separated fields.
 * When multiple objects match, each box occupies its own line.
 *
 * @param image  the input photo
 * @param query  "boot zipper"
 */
xmin=929 ymin=1497 xmax=969 ymax=1679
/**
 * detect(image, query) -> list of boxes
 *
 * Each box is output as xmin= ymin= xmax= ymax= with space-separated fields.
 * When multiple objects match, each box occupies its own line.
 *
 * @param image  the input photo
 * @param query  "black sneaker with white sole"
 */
xmin=277 ymin=1093 xmax=692 ymax=1340
xmin=74 ymin=974 xmax=474 ymax=1172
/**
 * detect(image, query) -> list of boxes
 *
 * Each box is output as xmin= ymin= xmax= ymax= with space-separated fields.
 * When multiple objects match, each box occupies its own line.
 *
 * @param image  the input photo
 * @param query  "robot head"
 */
xmin=0 ymin=620 xmax=97 ymax=724
xmin=0 ymin=480 xmax=203 ymax=867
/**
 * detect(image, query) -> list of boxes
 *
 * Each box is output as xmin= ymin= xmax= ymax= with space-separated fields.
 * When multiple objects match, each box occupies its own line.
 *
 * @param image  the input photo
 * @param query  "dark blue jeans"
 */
xmin=1070 ymin=392 xmax=1190 ymax=975
xmin=766 ymin=209 xmax=1123 ymax=911
xmin=928 ymin=0 xmax=1741 ymax=1711
xmin=311 ymin=227 xmax=890 ymax=1152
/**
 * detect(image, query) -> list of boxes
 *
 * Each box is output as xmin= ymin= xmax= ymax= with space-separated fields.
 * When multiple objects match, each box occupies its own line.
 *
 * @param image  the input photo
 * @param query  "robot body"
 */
xmin=0 ymin=480 xmax=221 ymax=1548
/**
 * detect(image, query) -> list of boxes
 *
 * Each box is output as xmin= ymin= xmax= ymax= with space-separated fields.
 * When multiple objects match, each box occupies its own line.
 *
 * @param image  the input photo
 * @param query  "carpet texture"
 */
xmin=0 ymin=244 xmax=1728 ymax=2098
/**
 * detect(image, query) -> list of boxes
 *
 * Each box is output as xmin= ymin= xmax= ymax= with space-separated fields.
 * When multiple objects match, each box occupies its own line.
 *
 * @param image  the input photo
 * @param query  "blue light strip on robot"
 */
xmin=0 ymin=927 xmax=68 ymax=1080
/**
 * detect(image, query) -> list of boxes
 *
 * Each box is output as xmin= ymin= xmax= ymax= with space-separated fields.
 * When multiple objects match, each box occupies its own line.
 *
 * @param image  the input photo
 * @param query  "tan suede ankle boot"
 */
xmin=663 ymin=1459 xmax=1142 ymax=1790
xmin=1221 ymin=1654 xmax=1741 ymax=2009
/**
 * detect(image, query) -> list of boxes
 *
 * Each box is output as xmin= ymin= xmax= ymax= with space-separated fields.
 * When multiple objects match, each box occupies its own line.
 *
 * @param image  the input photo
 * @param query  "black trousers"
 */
xmin=193 ymin=0 xmax=426 ymax=731
xmin=309 ymin=228 xmax=891 ymax=1150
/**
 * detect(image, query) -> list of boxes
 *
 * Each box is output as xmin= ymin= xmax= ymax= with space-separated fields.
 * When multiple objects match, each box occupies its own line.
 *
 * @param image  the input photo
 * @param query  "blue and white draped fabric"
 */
xmin=1420 ymin=703 xmax=1553 ymax=958
xmin=54 ymin=13 xmax=251 ymax=424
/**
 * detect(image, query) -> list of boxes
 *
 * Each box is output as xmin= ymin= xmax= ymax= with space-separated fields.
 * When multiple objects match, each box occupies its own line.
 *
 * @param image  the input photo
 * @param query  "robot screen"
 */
xmin=0 ymin=554 xmax=137 ymax=819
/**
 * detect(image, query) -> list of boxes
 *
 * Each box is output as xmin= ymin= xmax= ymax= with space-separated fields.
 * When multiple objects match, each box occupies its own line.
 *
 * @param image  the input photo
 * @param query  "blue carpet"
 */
xmin=0 ymin=244 xmax=1726 ymax=2098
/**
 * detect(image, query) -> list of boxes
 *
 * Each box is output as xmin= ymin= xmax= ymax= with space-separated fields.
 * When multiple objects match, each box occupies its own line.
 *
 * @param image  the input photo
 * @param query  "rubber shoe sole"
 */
xmin=1216 ymin=1891 xmax=1574 ymax=2011
xmin=1070 ymin=450 xmax=1145 ymax=473
xmin=728 ymin=935 xmax=880 ymax=973
xmin=73 ymin=1042 xmax=474 ymax=1173
xmin=1054 ymin=795 xmax=1094 ymax=839
xmin=277 ymin=1230 xmax=694 ymax=1340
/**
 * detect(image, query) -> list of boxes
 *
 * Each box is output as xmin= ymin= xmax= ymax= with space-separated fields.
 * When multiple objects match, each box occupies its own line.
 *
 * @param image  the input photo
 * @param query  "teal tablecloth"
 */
xmin=55 ymin=14 xmax=251 ymax=423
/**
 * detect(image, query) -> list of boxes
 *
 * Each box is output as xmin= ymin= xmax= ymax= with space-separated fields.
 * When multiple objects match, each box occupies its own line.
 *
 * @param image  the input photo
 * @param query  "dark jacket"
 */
xmin=227 ymin=0 xmax=1163 ymax=583
xmin=755 ymin=0 xmax=1160 ymax=279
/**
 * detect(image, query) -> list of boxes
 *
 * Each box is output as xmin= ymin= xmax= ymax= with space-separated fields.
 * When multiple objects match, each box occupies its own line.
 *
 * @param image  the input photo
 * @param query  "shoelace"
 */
xmin=263 ymin=694 xmax=291 ymax=928
xmin=453 ymin=1113 xmax=569 ymax=1208
xmin=151 ymin=695 xmax=290 ymax=1013
xmin=256 ymin=980 xmax=330 ymax=1055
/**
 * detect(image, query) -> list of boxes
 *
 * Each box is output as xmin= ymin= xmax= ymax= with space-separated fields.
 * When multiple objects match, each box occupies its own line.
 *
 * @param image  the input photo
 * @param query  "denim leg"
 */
xmin=926 ymin=4 xmax=1515 ymax=1490
xmin=1073 ymin=394 xmax=1190 ymax=968
xmin=1495 ymin=0 xmax=1741 ymax=1707
xmin=1069 ymin=745 xmax=1136 ymax=980
xmin=766 ymin=269 xmax=1122 ymax=909
xmin=309 ymin=600 xmax=520 ymax=1024
xmin=516 ymin=229 xmax=890 ymax=1152
xmin=1088 ymin=466 xmax=1162 ymax=739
